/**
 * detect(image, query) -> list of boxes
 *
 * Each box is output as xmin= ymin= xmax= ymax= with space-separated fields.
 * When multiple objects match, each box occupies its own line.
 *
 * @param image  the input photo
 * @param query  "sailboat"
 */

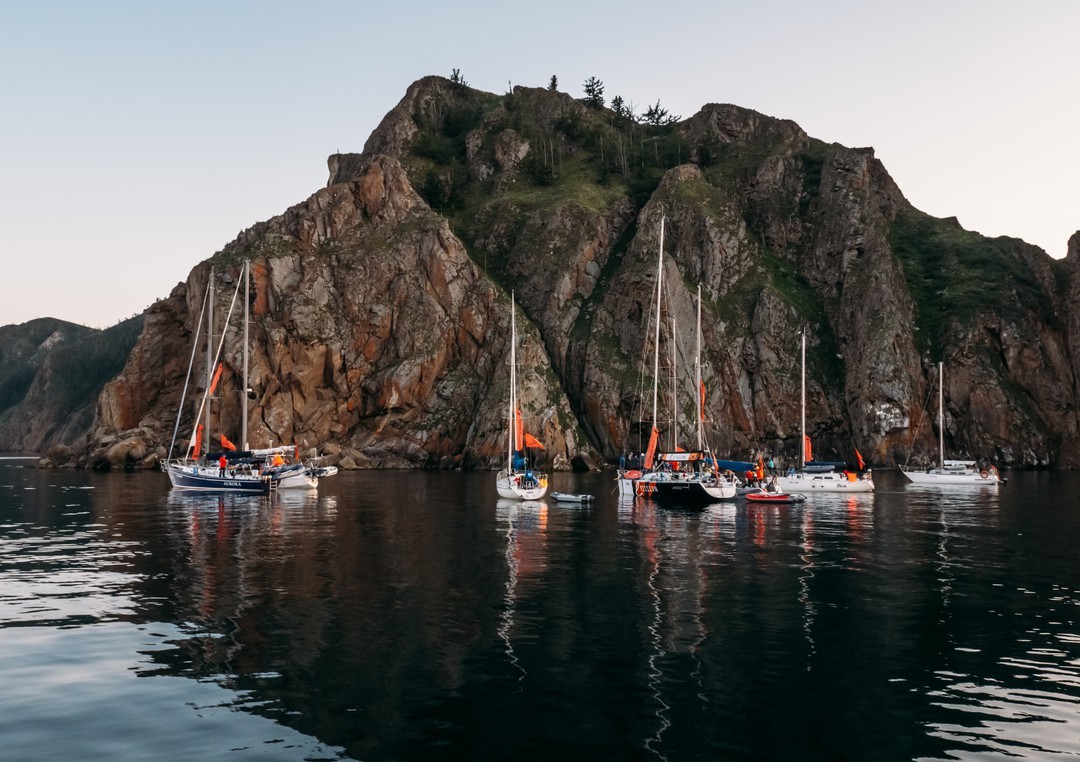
xmin=899 ymin=362 xmax=1005 ymax=486
xmin=162 ymin=261 xmax=318 ymax=493
xmin=773 ymin=332 xmax=874 ymax=494
xmin=495 ymin=294 xmax=549 ymax=501
xmin=629 ymin=218 xmax=737 ymax=507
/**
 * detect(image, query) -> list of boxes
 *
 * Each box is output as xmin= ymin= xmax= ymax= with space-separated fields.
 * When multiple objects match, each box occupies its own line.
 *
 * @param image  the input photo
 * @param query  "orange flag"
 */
xmin=208 ymin=363 xmax=224 ymax=395
xmin=523 ymin=433 xmax=545 ymax=450
xmin=644 ymin=426 xmax=659 ymax=470
xmin=219 ymin=433 xmax=237 ymax=451
xmin=514 ymin=409 xmax=524 ymax=451
xmin=855 ymin=448 xmax=865 ymax=470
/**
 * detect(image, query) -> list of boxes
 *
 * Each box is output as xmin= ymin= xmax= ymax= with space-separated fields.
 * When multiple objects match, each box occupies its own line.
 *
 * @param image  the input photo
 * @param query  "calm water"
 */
xmin=1 ymin=460 xmax=1079 ymax=761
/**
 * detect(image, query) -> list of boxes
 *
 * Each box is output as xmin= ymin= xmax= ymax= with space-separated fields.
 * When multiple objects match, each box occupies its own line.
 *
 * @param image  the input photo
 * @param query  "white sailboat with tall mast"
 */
xmin=774 ymin=331 xmax=874 ymax=493
xmin=900 ymin=362 xmax=1005 ymax=485
xmin=162 ymin=261 xmax=317 ymax=493
xmin=630 ymin=218 xmax=736 ymax=507
xmin=496 ymin=293 xmax=549 ymax=500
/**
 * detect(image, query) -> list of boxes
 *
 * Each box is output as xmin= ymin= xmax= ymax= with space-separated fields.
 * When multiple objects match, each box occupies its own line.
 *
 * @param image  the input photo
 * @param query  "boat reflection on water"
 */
xmin=4 ymin=467 xmax=1080 ymax=760
xmin=495 ymin=498 xmax=549 ymax=689
xmin=160 ymin=486 xmax=340 ymax=679
xmin=620 ymin=500 xmax=720 ymax=755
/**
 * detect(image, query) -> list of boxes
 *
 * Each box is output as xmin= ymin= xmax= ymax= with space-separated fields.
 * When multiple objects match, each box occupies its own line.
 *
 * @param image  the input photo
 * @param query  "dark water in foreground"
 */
xmin=1 ymin=461 xmax=1078 ymax=761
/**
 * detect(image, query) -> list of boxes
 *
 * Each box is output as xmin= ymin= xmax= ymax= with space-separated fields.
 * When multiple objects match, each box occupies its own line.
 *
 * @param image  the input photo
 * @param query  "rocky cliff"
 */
xmin=21 ymin=75 xmax=1080 ymax=469
xmin=0 ymin=317 xmax=142 ymax=456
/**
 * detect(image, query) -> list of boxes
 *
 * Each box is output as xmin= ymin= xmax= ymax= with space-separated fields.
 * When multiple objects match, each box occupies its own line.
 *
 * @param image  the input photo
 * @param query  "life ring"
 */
xmin=623 ymin=469 xmax=642 ymax=480
xmin=980 ymin=470 xmax=989 ymax=479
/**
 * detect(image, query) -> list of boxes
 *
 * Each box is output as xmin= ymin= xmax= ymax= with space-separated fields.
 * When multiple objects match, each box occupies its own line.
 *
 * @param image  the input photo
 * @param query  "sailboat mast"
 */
xmin=242 ymin=261 xmax=250 ymax=451
xmin=695 ymin=284 xmax=702 ymax=451
xmin=671 ymin=316 xmax=677 ymax=451
xmin=508 ymin=293 xmax=517 ymax=472
xmin=800 ymin=331 xmax=806 ymax=470
xmin=205 ymin=270 xmax=214 ymax=458
xmin=938 ymin=362 xmax=944 ymax=469
xmin=651 ymin=218 xmax=664 ymax=432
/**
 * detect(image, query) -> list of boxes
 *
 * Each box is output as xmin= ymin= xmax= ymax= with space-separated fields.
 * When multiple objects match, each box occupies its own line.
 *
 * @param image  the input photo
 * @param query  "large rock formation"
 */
xmin=83 ymin=153 xmax=584 ymax=471
xmin=9 ymin=75 xmax=1080 ymax=470
xmin=0 ymin=317 xmax=142 ymax=459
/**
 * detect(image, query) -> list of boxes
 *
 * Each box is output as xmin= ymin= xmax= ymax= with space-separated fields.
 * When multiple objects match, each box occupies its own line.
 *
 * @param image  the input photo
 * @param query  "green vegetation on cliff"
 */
xmin=0 ymin=316 xmax=144 ymax=452
xmin=50 ymin=317 xmax=145 ymax=408
xmin=407 ymin=84 xmax=690 ymax=279
xmin=0 ymin=319 xmax=94 ymax=413
xmin=890 ymin=206 xmax=1056 ymax=356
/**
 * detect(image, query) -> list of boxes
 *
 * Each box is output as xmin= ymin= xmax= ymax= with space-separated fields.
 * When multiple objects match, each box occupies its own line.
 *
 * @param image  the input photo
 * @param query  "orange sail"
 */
xmin=699 ymin=381 xmax=706 ymax=421
xmin=644 ymin=426 xmax=660 ymax=470
xmin=192 ymin=424 xmax=204 ymax=457
xmin=803 ymin=435 xmax=813 ymax=463
xmin=219 ymin=433 xmax=237 ymax=451
xmin=514 ymin=408 xmax=524 ymax=451
xmin=523 ymin=433 xmax=545 ymax=450
xmin=855 ymin=448 xmax=865 ymax=470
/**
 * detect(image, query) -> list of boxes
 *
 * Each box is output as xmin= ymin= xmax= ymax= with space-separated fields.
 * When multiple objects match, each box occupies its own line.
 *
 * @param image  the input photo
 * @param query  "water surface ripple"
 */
xmin=1 ymin=464 xmax=1078 ymax=760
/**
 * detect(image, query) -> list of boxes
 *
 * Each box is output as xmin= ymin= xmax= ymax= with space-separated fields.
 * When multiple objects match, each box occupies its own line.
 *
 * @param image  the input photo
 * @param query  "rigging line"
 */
xmin=636 ymin=292 xmax=656 ymax=448
xmin=185 ymin=269 xmax=246 ymax=458
xmin=903 ymin=368 xmax=939 ymax=468
xmin=167 ymin=275 xmax=212 ymax=461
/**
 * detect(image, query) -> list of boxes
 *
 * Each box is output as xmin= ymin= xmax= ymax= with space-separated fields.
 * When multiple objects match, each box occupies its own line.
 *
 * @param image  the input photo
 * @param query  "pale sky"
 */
xmin=2 ymin=1 xmax=1077 ymax=328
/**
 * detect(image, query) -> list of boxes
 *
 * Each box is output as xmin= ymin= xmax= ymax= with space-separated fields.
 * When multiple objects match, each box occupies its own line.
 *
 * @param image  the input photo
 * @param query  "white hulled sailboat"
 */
xmin=773 ymin=332 xmax=874 ymax=494
xmin=900 ymin=362 xmax=1005 ymax=486
xmin=161 ymin=261 xmax=318 ymax=493
xmin=495 ymin=294 xmax=549 ymax=500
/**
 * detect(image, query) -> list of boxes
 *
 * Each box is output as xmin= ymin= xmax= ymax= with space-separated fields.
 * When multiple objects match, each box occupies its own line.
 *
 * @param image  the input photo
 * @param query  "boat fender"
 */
xmin=980 ymin=470 xmax=989 ymax=478
xmin=623 ymin=469 xmax=642 ymax=480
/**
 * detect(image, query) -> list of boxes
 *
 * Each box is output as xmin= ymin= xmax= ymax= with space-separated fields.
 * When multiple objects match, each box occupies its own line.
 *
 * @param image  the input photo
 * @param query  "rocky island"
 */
xmin=2 ymin=75 xmax=1077 ymax=470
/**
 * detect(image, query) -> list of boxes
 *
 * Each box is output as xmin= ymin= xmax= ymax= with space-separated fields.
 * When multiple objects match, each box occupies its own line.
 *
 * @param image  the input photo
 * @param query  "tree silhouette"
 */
xmin=583 ymin=76 xmax=605 ymax=108
xmin=642 ymin=99 xmax=679 ymax=126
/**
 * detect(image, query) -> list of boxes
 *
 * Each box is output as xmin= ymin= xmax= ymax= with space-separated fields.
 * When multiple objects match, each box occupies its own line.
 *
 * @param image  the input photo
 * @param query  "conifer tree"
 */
xmin=583 ymin=77 xmax=605 ymax=108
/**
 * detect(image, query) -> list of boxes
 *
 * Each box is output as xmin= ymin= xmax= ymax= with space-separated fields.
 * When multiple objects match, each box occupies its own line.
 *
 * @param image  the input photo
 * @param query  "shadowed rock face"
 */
xmin=0 ymin=317 xmax=142 ymax=461
xmin=28 ymin=77 xmax=1080 ymax=470
xmin=83 ymin=154 xmax=583 ymax=472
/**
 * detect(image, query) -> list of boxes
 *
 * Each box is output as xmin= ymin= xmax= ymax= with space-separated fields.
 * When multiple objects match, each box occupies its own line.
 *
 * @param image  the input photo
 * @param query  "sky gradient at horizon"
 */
xmin=3 ymin=1 xmax=1077 ymax=328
